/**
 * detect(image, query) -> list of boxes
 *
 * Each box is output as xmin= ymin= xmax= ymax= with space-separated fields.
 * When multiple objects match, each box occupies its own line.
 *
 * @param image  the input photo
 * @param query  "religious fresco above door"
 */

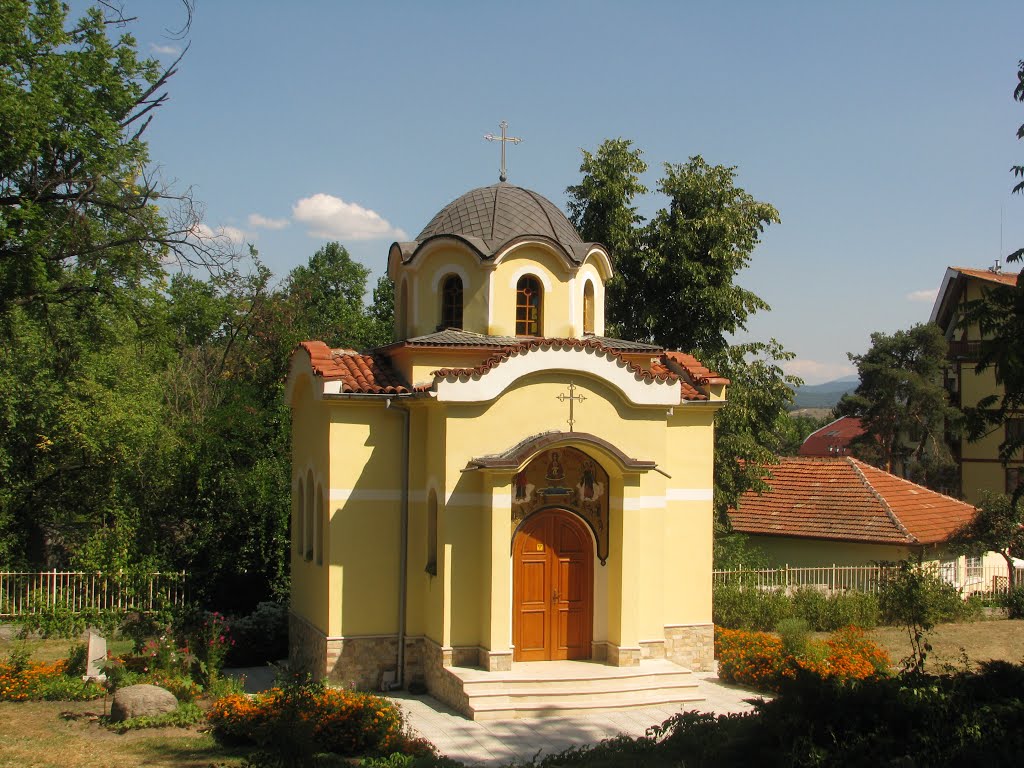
xmin=512 ymin=447 xmax=609 ymax=564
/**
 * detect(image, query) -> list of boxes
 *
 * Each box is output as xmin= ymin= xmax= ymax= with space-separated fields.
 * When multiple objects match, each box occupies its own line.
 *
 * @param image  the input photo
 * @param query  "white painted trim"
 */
xmin=446 ymin=492 xmax=513 ymax=506
xmin=430 ymin=264 xmax=470 ymax=293
xmin=664 ymin=623 xmax=715 ymax=629
xmin=434 ymin=346 xmax=679 ymax=406
xmin=623 ymin=496 xmax=667 ymax=510
xmin=666 ymin=488 xmax=714 ymax=502
xmin=329 ymin=489 xmax=427 ymax=503
xmin=506 ymin=265 xmax=553 ymax=292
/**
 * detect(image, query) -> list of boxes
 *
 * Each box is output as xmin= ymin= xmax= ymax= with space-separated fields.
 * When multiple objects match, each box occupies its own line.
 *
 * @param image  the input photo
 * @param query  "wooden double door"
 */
xmin=512 ymin=509 xmax=593 ymax=662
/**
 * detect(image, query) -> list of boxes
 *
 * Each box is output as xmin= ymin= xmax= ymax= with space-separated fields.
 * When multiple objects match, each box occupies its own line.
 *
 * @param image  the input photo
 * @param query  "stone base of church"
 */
xmin=663 ymin=623 xmax=714 ymax=671
xmin=289 ymin=612 xmax=409 ymax=691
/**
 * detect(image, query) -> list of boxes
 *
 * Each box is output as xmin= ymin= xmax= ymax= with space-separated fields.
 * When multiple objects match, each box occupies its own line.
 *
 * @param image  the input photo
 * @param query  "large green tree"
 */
xmin=0 ymin=0 xmax=229 ymax=320
xmin=836 ymin=324 xmax=959 ymax=490
xmin=950 ymin=491 xmax=1024 ymax=590
xmin=566 ymin=140 xmax=797 ymax=518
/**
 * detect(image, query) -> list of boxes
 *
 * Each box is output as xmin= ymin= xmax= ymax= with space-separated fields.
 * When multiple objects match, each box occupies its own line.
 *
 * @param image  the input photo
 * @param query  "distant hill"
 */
xmin=790 ymin=377 xmax=858 ymax=410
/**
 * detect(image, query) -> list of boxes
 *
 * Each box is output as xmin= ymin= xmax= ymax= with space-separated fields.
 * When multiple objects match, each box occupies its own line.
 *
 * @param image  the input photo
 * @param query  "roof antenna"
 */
xmin=484 ymin=121 xmax=522 ymax=182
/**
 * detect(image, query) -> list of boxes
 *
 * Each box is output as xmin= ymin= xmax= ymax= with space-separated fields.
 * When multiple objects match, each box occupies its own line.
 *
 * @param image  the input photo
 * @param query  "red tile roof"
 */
xmin=951 ymin=266 xmax=1020 ymax=287
xmin=294 ymin=341 xmax=412 ymax=394
xmin=799 ymin=416 xmax=864 ymax=457
xmin=663 ymin=351 xmax=730 ymax=385
xmin=729 ymin=457 xmax=977 ymax=546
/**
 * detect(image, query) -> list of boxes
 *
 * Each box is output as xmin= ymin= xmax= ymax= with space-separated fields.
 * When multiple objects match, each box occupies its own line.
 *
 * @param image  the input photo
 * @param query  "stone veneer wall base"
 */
xmin=664 ymin=624 xmax=714 ymax=671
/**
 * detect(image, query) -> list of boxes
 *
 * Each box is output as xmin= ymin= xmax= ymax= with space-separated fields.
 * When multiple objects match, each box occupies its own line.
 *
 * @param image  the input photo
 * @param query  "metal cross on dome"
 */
xmin=484 ymin=120 xmax=522 ymax=182
xmin=557 ymin=381 xmax=586 ymax=432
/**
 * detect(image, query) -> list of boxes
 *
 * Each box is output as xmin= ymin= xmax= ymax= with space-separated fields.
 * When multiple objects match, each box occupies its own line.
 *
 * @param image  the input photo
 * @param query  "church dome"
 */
xmin=416 ymin=183 xmax=584 ymax=259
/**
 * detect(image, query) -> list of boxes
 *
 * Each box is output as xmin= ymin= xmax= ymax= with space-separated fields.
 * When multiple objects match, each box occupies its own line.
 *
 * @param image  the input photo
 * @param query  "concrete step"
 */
xmin=449 ymin=659 xmax=706 ymax=721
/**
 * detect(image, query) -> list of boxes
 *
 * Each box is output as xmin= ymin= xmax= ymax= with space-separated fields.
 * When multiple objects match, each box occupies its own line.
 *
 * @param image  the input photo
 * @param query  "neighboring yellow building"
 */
xmin=930 ymin=266 xmax=1024 ymax=504
xmin=285 ymin=182 xmax=726 ymax=716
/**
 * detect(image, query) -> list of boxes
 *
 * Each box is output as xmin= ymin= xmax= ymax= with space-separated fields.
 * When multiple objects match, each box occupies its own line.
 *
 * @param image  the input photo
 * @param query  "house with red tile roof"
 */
xmin=930 ymin=265 xmax=1023 ymax=503
xmin=728 ymin=456 xmax=986 ymax=571
xmin=285 ymin=180 xmax=728 ymax=718
xmin=798 ymin=416 xmax=864 ymax=457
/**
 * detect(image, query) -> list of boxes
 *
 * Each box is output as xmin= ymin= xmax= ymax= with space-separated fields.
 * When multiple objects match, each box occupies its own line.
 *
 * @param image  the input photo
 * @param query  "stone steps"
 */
xmin=448 ymin=659 xmax=704 ymax=720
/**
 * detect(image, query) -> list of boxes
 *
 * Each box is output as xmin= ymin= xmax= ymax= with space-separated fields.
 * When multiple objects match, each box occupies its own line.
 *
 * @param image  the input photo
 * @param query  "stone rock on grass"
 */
xmin=110 ymin=684 xmax=178 ymax=722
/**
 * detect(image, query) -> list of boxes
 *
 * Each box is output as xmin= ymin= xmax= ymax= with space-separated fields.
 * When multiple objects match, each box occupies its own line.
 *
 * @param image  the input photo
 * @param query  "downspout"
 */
xmin=387 ymin=397 xmax=410 ymax=688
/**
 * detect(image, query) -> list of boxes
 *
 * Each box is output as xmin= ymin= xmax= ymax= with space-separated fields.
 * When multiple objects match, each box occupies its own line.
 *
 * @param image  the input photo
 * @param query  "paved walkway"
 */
xmin=223 ymin=664 xmax=766 ymax=766
xmin=386 ymin=669 xmax=766 ymax=767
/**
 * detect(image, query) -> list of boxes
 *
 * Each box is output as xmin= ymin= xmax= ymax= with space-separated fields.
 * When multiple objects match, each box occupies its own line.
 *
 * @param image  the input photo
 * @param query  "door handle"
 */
xmin=552 ymin=589 xmax=559 ymax=604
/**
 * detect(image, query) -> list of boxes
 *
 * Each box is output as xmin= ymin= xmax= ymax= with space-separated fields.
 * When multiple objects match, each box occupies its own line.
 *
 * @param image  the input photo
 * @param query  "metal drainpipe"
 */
xmin=387 ymin=397 xmax=410 ymax=688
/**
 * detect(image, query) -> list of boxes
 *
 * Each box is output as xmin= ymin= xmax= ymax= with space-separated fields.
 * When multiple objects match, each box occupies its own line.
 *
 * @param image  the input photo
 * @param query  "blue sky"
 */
xmin=125 ymin=1 xmax=1024 ymax=384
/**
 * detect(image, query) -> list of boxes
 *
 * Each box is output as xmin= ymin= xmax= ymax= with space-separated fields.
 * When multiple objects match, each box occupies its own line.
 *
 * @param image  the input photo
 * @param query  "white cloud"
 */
xmin=292 ymin=193 xmax=407 ymax=241
xmin=784 ymin=359 xmax=857 ymax=385
xmin=149 ymin=43 xmax=181 ymax=56
xmin=193 ymin=222 xmax=247 ymax=245
xmin=248 ymin=213 xmax=290 ymax=230
xmin=906 ymin=288 xmax=938 ymax=303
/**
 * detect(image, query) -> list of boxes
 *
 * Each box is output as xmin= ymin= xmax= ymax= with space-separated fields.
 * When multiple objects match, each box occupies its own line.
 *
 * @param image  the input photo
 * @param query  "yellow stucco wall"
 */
xmin=749 ymin=536 xmax=915 ymax=567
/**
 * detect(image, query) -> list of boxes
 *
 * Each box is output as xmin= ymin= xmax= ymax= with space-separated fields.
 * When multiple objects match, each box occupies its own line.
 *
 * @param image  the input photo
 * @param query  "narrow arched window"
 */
xmin=295 ymin=479 xmax=305 ymax=557
xmin=304 ymin=469 xmax=314 ymax=561
xmin=441 ymin=275 xmax=463 ymax=330
xmin=515 ymin=275 xmax=543 ymax=336
xmin=315 ymin=485 xmax=324 ymax=566
xmin=426 ymin=490 xmax=438 ymax=576
xmin=583 ymin=280 xmax=595 ymax=335
xmin=397 ymin=280 xmax=409 ymax=338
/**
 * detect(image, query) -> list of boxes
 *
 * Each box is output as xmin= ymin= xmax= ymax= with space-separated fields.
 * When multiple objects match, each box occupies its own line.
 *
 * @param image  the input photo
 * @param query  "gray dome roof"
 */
xmin=416 ymin=183 xmax=584 ymax=259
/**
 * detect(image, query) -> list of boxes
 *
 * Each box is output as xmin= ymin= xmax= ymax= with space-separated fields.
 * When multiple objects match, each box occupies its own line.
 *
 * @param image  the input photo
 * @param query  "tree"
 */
xmin=960 ymin=59 xmax=1024 ymax=492
xmin=836 ymin=324 xmax=959 ymax=490
xmin=566 ymin=139 xmax=648 ymax=337
xmin=950 ymin=491 xmax=1024 ymax=590
xmin=567 ymin=141 xmax=796 ymax=519
xmin=0 ymin=0 xmax=230 ymax=321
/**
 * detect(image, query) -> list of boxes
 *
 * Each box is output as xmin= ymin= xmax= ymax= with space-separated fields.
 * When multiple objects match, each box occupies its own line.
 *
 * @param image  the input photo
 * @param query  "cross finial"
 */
xmin=556 ymin=381 xmax=587 ymax=432
xmin=484 ymin=120 xmax=522 ymax=182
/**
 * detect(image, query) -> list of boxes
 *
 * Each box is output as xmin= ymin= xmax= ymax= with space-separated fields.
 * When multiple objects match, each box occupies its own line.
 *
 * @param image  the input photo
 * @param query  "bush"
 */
xmin=225 ymin=601 xmax=289 ymax=667
xmin=791 ymin=587 xmax=880 ymax=631
xmin=712 ymin=585 xmax=791 ymax=631
xmin=209 ymin=678 xmax=408 ymax=759
xmin=715 ymin=626 xmax=890 ymax=692
xmin=107 ymin=701 xmax=204 ymax=733
xmin=1003 ymin=586 xmax=1024 ymax=619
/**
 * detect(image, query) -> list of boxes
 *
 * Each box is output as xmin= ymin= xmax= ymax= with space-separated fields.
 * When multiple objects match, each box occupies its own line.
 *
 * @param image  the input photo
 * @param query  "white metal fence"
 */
xmin=713 ymin=563 xmax=1024 ymax=597
xmin=0 ymin=570 xmax=188 ymax=617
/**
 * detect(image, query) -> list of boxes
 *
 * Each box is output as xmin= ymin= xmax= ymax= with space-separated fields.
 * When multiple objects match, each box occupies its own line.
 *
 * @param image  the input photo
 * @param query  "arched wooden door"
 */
xmin=513 ymin=509 xmax=593 ymax=662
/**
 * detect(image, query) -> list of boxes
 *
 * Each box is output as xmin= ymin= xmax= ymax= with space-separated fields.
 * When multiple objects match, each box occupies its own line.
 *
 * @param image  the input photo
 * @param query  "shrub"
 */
xmin=209 ymin=679 xmax=407 ymax=759
xmin=195 ymin=611 xmax=233 ymax=685
xmin=715 ymin=626 xmax=890 ymax=692
xmin=225 ymin=601 xmax=289 ymax=667
xmin=1003 ymin=585 xmax=1024 ymax=619
xmin=712 ymin=585 xmax=791 ymax=631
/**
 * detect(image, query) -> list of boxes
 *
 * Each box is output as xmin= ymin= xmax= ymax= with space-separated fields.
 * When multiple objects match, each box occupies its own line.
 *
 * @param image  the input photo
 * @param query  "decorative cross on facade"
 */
xmin=556 ymin=381 xmax=587 ymax=432
xmin=484 ymin=120 xmax=522 ymax=182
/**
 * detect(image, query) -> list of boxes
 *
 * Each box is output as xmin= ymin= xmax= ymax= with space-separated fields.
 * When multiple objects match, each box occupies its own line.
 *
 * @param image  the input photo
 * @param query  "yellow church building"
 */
xmin=285 ymin=182 xmax=726 ymax=717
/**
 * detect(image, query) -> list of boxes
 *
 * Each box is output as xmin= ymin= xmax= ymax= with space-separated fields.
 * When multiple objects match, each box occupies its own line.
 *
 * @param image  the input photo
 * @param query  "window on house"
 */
xmin=441 ymin=275 xmax=463 ymax=330
xmin=1006 ymin=417 xmax=1024 ymax=448
xmin=583 ymin=280 xmax=595 ymax=335
xmin=515 ymin=275 xmax=543 ymax=336
xmin=426 ymin=490 xmax=438 ymax=576
xmin=305 ymin=469 xmax=314 ymax=561
xmin=966 ymin=555 xmax=983 ymax=581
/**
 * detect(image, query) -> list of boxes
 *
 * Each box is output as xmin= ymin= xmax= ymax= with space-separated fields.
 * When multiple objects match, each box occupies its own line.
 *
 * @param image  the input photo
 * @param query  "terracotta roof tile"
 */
xmin=663 ymin=351 xmax=730 ymax=385
xmin=951 ymin=266 xmax=1020 ymax=287
xmin=799 ymin=416 xmax=865 ymax=457
xmin=294 ymin=341 xmax=412 ymax=394
xmin=729 ymin=457 xmax=977 ymax=546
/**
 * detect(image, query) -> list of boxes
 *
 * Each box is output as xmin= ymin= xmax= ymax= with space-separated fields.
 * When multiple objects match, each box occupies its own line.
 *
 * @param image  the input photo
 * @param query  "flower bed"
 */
xmin=209 ymin=684 xmax=428 ymax=759
xmin=0 ymin=658 xmax=104 ymax=702
xmin=715 ymin=625 xmax=890 ymax=692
